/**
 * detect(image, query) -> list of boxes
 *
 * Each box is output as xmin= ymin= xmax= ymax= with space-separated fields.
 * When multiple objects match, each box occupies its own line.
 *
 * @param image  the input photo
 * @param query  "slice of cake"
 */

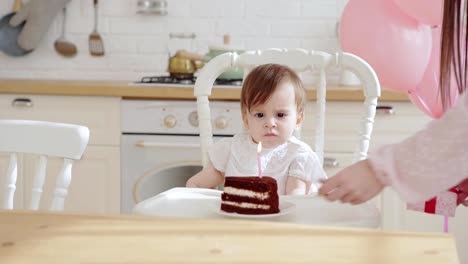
xmin=221 ymin=176 xmax=280 ymax=214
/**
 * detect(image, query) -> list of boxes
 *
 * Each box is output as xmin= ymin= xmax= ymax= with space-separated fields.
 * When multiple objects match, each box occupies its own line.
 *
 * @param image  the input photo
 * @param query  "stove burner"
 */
xmin=179 ymin=79 xmax=195 ymax=85
xmin=141 ymin=76 xmax=195 ymax=84
xmin=139 ymin=76 xmax=242 ymax=86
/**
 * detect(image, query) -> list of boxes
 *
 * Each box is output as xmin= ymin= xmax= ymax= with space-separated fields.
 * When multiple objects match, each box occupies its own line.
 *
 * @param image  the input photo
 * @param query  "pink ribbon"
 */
xmin=456 ymin=178 xmax=468 ymax=206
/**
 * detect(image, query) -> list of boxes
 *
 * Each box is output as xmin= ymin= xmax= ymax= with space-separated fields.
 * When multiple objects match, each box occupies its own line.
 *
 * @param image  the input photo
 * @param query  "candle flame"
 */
xmin=257 ymin=141 xmax=262 ymax=153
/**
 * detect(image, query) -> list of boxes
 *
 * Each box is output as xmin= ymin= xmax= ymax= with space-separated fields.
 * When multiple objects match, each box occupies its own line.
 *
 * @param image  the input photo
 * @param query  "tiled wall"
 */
xmin=0 ymin=0 xmax=348 ymax=80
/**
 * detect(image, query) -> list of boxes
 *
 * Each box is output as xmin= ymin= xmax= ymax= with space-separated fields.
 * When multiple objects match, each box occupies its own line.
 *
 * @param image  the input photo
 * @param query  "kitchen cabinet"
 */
xmin=301 ymin=100 xmax=467 ymax=263
xmin=0 ymin=94 xmax=120 ymax=214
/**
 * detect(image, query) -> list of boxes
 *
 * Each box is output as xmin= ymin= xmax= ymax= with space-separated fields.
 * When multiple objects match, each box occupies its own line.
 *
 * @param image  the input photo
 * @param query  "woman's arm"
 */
xmin=369 ymin=92 xmax=468 ymax=203
xmin=320 ymin=92 xmax=468 ymax=204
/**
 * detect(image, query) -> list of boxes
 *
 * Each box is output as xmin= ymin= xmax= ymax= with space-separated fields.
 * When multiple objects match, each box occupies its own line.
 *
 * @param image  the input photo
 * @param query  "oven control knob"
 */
xmin=188 ymin=111 xmax=199 ymax=127
xmin=164 ymin=115 xmax=177 ymax=128
xmin=215 ymin=116 xmax=228 ymax=129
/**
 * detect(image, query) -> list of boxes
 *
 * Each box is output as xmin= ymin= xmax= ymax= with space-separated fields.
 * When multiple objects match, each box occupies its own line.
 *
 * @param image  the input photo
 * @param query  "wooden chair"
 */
xmin=0 ymin=120 xmax=90 ymax=211
xmin=194 ymin=48 xmax=380 ymax=168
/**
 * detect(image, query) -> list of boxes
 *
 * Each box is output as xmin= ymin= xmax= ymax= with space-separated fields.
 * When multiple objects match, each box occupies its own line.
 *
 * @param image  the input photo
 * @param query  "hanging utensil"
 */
xmin=0 ymin=0 xmax=32 ymax=57
xmin=54 ymin=7 xmax=77 ymax=57
xmin=12 ymin=0 xmax=22 ymax=12
xmin=89 ymin=0 xmax=104 ymax=56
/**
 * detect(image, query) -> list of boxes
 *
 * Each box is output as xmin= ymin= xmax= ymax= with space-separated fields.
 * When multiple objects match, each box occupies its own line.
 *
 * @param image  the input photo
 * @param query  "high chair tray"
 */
xmin=133 ymin=187 xmax=381 ymax=228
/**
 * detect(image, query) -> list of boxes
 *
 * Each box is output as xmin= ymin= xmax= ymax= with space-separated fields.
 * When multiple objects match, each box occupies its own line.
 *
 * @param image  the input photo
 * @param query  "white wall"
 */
xmin=0 ymin=0 xmax=348 ymax=80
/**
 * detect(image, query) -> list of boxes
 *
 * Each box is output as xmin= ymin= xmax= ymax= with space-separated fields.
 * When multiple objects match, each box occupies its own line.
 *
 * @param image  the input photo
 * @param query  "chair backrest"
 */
xmin=0 ymin=120 xmax=90 ymax=211
xmin=194 ymin=48 xmax=380 ymax=167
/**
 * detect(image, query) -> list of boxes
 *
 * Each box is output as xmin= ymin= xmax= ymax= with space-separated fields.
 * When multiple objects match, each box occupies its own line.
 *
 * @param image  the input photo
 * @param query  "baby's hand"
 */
xmin=318 ymin=160 xmax=384 ymax=204
xmin=285 ymin=176 xmax=307 ymax=195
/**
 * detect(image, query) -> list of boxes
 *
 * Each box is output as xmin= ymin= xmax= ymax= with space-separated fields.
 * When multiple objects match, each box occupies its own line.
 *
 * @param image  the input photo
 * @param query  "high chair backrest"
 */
xmin=0 ymin=120 xmax=90 ymax=211
xmin=194 ymin=48 xmax=380 ymax=167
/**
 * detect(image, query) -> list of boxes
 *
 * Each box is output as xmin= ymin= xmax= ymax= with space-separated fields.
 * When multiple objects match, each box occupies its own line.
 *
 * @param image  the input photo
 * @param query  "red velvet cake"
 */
xmin=221 ymin=176 xmax=280 ymax=214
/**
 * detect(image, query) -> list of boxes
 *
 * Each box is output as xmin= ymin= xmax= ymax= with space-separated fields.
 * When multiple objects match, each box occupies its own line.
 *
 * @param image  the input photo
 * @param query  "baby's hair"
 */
xmin=240 ymin=64 xmax=306 ymax=115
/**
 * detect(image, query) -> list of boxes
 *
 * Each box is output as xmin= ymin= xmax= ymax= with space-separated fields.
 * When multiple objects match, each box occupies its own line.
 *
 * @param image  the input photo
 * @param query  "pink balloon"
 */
xmin=394 ymin=0 xmax=443 ymax=26
xmin=340 ymin=0 xmax=432 ymax=93
xmin=408 ymin=27 xmax=459 ymax=119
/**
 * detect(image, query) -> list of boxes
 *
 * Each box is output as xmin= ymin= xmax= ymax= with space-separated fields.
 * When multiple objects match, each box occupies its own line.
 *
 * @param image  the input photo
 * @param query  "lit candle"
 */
xmin=257 ymin=141 xmax=262 ymax=178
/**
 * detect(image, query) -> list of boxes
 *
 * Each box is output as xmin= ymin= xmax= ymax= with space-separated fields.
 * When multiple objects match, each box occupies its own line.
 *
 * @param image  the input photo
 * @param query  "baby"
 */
xmin=186 ymin=63 xmax=327 ymax=195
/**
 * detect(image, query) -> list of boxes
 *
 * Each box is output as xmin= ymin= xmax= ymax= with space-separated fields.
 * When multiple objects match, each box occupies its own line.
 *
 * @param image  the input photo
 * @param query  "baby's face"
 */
xmin=242 ymin=81 xmax=302 ymax=148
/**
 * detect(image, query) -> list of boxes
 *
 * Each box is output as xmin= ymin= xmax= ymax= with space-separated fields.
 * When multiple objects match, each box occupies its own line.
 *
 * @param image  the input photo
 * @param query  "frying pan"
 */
xmin=0 ymin=12 xmax=32 ymax=57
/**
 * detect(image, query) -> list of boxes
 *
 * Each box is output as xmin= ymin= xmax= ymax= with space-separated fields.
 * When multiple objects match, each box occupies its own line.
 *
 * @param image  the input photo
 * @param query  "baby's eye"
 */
xmin=254 ymin=113 xmax=264 ymax=118
xmin=277 ymin=113 xmax=286 ymax=118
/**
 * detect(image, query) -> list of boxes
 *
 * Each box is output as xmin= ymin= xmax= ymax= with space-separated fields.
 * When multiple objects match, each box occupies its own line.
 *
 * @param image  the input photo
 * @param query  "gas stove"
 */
xmin=136 ymin=75 xmax=243 ymax=86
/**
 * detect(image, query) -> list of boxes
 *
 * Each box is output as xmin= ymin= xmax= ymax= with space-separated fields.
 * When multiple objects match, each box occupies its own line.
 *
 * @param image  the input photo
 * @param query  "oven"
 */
xmin=121 ymin=97 xmax=243 ymax=214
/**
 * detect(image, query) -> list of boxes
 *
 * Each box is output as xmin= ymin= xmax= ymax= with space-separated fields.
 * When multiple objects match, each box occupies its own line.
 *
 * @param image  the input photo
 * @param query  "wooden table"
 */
xmin=0 ymin=210 xmax=459 ymax=264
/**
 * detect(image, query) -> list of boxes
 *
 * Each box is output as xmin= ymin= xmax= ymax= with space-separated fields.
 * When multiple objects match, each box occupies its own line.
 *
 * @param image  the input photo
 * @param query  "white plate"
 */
xmin=212 ymin=199 xmax=296 ymax=219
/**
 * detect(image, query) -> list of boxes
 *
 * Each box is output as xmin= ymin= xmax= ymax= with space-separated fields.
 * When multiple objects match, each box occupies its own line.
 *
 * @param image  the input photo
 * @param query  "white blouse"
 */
xmin=209 ymin=133 xmax=327 ymax=195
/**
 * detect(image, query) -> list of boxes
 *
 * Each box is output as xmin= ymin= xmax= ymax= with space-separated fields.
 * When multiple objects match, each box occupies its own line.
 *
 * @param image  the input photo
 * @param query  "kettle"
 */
xmin=174 ymin=35 xmax=245 ymax=80
xmin=168 ymin=54 xmax=204 ymax=79
xmin=167 ymin=32 xmax=202 ymax=79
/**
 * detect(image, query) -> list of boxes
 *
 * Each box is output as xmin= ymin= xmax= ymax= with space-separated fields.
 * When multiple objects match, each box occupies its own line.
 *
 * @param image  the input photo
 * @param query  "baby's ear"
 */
xmin=241 ymin=110 xmax=249 ymax=128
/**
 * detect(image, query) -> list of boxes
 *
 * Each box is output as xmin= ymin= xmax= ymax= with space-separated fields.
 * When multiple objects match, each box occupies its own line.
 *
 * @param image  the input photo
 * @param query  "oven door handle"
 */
xmin=135 ymin=141 xmax=200 ymax=148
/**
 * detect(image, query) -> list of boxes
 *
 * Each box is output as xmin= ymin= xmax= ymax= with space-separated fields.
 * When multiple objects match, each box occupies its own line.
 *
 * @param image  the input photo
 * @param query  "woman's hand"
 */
xmin=318 ymin=159 xmax=384 ymax=204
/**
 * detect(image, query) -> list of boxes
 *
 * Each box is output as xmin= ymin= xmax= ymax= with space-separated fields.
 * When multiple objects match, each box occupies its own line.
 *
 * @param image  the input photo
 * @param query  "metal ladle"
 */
xmin=54 ymin=7 xmax=77 ymax=58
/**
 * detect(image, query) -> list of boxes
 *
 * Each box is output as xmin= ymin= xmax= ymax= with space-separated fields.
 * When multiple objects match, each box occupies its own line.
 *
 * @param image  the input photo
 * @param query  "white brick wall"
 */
xmin=0 ymin=0 xmax=348 ymax=81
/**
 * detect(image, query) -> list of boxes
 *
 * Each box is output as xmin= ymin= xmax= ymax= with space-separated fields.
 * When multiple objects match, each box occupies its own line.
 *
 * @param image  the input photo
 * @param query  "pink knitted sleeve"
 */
xmin=368 ymin=92 xmax=468 ymax=203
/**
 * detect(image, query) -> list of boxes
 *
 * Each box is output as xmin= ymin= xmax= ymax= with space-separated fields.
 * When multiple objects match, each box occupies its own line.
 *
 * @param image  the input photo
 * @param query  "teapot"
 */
xmin=174 ymin=35 xmax=245 ymax=80
xmin=167 ymin=32 xmax=202 ymax=79
xmin=168 ymin=53 xmax=204 ymax=79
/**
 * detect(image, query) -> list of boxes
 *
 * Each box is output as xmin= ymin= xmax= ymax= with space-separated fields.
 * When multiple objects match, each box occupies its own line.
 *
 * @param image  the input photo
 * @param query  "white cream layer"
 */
xmin=221 ymin=201 xmax=270 ymax=209
xmin=223 ymin=187 xmax=269 ymax=199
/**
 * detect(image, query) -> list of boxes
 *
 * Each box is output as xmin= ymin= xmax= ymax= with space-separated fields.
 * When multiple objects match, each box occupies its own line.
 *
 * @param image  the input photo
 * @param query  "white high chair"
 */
xmin=133 ymin=49 xmax=382 ymax=228
xmin=0 ymin=120 xmax=90 ymax=211
xmin=194 ymin=48 xmax=380 ymax=168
